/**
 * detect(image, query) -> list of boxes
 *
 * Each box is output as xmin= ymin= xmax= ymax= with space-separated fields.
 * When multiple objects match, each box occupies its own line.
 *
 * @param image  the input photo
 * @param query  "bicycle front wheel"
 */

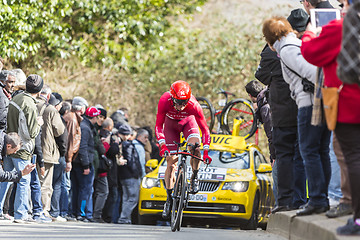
xmin=220 ymin=98 xmax=257 ymax=139
xmin=196 ymin=97 xmax=215 ymax=133
xmin=170 ymin=163 xmax=186 ymax=232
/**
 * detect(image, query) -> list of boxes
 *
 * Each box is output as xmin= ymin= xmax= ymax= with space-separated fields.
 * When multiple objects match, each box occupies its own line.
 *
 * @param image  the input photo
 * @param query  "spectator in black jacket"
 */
xmin=255 ymin=9 xmax=309 ymax=212
xmin=102 ymin=123 xmax=131 ymax=223
xmin=245 ymin=80 xmax=275 ymax=162
xmin=71 ymin=106 xmax=100 ymax=222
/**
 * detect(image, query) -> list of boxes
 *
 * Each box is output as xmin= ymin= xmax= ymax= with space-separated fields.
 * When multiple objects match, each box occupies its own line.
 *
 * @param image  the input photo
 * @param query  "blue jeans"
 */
xmin=118 ymin=178 xmax=140 ymax=224
xmin=328 ymin=133 xmax=342 ymax=201
xmin=112 ymin=187 xmax=122 ymax=223
xmin=60 ymin=171 xmax=71 ymax=216
xmin=103 ymin=186 xmax=119 ymax=223
xmin=71 ymin=165 xmax=94 ymax=217
xmin=30 ymin=164 xmax=43 ymax=215
xmin=0 ymin=156 xmax=31 ymax=219
xmin=50 ymin=157 xmax=66 ymax=217
xmin=272 ymin=160 xmax=278 ymax=207
xmin=298 ymin=106 xmax=331 ymax=207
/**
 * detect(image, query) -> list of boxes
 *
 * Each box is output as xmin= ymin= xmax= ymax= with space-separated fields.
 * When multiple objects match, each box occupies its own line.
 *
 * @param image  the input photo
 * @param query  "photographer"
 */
xmin=0 ymin=132 xmax=35 ymax=182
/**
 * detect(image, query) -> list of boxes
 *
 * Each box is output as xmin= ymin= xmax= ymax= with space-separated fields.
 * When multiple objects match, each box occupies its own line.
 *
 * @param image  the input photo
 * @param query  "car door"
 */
xmin=254 ymin=151 xmax=274 ymax=219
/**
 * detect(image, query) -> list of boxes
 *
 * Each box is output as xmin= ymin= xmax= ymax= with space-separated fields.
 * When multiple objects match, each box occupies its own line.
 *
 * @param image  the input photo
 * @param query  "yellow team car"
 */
xmin=138 ymin=134 xmax=274 ymax=229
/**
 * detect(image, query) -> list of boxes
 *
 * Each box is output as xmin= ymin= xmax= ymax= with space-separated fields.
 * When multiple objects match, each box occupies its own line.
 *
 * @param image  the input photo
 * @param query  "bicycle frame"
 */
xmin=170 ymin=141 xmax=204 ymax=232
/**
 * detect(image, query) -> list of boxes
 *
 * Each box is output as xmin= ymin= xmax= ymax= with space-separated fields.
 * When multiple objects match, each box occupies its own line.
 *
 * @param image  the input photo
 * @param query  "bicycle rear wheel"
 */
xmin=196 ymin=97 xmax=215 ymax=133
xmin=170 ymin=163 xmax=186 ymax=232
xmin=220 ymin=98 xmax=257 ymax=139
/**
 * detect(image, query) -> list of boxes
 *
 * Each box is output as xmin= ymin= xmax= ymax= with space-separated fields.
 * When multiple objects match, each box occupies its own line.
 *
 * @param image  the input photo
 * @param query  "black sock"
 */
xmin=166 ymin=188 xmax=173 ymax=201
xmin=192 ymin=170 xmax=199 ymax=180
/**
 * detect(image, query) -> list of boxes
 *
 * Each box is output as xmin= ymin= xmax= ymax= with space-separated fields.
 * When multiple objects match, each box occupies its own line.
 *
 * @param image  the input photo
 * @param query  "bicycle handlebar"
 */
xmin=171 ymin=140 xmax=209 ymax=165
xmin=170 ymin=151 xmax=208 ymax=164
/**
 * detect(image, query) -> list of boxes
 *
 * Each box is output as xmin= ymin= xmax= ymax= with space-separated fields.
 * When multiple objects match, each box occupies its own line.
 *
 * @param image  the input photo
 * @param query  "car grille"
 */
xmin=162 ymin=180 xmax=220 ymax=192
xmin=199 ymin=181 xmax=220 ymax=192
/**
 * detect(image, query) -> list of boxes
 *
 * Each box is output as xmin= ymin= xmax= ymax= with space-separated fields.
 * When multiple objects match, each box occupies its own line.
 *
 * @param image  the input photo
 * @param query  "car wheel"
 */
xmin=240 ymin=194 xmax=259 ymax=230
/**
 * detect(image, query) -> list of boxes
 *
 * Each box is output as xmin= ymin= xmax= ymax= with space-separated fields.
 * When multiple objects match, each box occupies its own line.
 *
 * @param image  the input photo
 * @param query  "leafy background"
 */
xmin=1 ymin=0 xmax=308 ymax=158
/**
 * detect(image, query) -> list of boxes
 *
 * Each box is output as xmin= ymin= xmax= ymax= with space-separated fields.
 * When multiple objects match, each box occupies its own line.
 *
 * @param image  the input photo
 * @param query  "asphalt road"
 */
xmin=0 ymin=222 xmax=286 ymax=240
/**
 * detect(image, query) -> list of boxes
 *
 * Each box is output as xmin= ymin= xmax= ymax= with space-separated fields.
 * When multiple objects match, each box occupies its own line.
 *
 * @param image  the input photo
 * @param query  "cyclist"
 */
xmin=155 ymin=80 xmax=212 ymax=219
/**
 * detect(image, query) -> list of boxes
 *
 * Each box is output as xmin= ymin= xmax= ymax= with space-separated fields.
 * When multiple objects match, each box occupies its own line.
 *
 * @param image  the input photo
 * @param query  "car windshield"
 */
xmin=161 ymin=150 xmax=250 ymax=170
xmin=206 ymin=150 xmax=250 ymax=169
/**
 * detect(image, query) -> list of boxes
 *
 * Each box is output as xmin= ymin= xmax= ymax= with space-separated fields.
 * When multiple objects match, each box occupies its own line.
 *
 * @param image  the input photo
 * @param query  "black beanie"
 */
xmin=26 ymin=74 xmax=44 ymax=94
xmin=287 ymin=8 xmax=309 ymax=33
xmin=98 ymin=108 xmax=107 ymax=118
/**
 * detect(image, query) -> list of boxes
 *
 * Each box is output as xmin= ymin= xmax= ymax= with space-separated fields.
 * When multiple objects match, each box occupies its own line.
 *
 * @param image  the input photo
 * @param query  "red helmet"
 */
xmin=170 ymin=81 xmax=191 ymax=106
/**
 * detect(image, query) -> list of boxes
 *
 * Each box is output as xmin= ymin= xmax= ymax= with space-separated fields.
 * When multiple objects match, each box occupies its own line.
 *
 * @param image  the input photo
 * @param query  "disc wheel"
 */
xmin=196 ymin=97 xmax=215 ymax=133
xmin=220 ymin=98 xmax=257 ymax=139
xmin=170 ymin=166 xmax=186 ymax=232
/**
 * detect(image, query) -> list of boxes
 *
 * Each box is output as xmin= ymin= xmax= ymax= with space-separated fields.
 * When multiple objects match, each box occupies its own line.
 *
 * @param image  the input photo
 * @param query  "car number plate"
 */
xmin=189 ymin=193 xmax=208 ymax=202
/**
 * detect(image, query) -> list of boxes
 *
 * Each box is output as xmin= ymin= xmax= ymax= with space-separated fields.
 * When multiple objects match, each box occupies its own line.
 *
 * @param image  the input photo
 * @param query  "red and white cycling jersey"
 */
xmin=155 ymin=92 xmax=211 ymax=149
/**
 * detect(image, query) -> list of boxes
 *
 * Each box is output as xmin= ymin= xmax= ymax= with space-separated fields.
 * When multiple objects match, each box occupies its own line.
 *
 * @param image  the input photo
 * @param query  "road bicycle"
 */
xmin=196 ymin=89 xmax=258 ymax=139
xmin=167 ymin=141 xmax=208 ymax=232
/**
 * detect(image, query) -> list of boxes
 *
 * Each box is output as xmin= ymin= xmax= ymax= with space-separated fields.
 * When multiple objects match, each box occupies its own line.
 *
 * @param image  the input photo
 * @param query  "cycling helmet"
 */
xmin=170 ymin=80 xmax=191 ymax=106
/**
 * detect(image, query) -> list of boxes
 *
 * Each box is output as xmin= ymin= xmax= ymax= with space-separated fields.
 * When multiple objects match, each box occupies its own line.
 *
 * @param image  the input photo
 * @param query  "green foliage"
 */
xmin=0 ymin=0 xmax=205 ymax=66
xmin=131 ymin=21 xmax=264 ymax=103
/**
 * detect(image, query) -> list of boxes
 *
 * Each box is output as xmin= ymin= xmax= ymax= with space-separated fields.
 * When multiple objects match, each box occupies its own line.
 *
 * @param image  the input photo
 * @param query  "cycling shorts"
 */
xmin=164 ymin=115 xmax=200 ymax=153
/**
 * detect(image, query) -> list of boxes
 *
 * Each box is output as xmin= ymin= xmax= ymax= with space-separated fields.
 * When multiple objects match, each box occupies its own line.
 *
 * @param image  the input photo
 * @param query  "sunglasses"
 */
xmin=172 ymin=97 xmax=189 ymax=106
xmin=299 ymin=0 xmax=304 ymax=3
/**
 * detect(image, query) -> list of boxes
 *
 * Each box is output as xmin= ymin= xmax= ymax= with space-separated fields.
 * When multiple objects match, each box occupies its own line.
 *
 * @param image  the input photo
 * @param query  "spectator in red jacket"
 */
xmin=301 ymin=0 xmax=360 ymax=236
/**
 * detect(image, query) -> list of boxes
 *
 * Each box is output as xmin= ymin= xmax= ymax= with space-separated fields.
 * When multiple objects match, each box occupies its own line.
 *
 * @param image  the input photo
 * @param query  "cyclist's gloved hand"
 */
xmin=203 ymin=149 xmax=212 ymax=164
xmin=160 ymin=145 xmax=170 ymax=157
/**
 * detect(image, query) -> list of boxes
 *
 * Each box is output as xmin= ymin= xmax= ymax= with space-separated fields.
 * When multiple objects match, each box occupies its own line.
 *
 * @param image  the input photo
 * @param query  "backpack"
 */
xmin=9 ymin=101 xmax=34 ymax=152
xmin=122 ymin=140 xmax=142 ymax=178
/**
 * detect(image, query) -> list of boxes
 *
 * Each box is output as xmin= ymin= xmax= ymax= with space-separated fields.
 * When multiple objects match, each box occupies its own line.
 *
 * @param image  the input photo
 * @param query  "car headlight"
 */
xmin=222 ymin=181 xmax=249 ymax=192
xmin=141 ymin=177 xmax=161 ymax=189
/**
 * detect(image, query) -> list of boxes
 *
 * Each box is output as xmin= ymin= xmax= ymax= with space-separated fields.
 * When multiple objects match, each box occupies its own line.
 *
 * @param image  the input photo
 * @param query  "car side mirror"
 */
xmin=256 ymin=163 xmax=272 ymax=173
xmin=146 ymin=159 xmax=159 ymax=170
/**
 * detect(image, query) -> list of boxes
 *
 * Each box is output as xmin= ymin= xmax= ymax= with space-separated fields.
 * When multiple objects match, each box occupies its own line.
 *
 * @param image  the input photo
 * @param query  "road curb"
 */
xmin=266 ymin=210 xmax=356 ymax=240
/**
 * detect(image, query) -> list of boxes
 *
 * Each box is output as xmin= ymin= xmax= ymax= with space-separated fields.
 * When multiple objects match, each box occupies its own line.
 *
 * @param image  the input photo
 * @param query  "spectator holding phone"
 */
xmin=301 ymin=0 xmax=359 ymax=224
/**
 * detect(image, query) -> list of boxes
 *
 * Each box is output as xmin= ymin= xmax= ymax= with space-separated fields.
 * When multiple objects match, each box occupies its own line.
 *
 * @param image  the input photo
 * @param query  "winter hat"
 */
xmin=72 ymin=96 xmax=88 ymax=108
xmin=95 ymin=104 xmax=107 ymax=118
xmin=116 ymin=123 xmax=132 ymax=135
xmin=287 ymin=8 xmax=309 ymax=32
xmin=98 ymin=108 xmax=107 ymax=118
xmin=26 ymin=74 xmax=44 ymax=94
xmin=49 ymin=94 xmax=60 ymax=106
xmin=52 ymin=92 xmax=63 ymax=104
xmin=85 ymin=106 xmax=101 ymax=118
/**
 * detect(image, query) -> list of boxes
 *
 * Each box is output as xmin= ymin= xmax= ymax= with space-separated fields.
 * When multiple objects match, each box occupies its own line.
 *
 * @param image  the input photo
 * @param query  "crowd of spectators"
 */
xmin=0 ymin=0 xmax=359 ymax=236
xmin=0 ymin=64 xmax=160 ymax=224
xmin=256 ymin=0 xmax=360 ymax=236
